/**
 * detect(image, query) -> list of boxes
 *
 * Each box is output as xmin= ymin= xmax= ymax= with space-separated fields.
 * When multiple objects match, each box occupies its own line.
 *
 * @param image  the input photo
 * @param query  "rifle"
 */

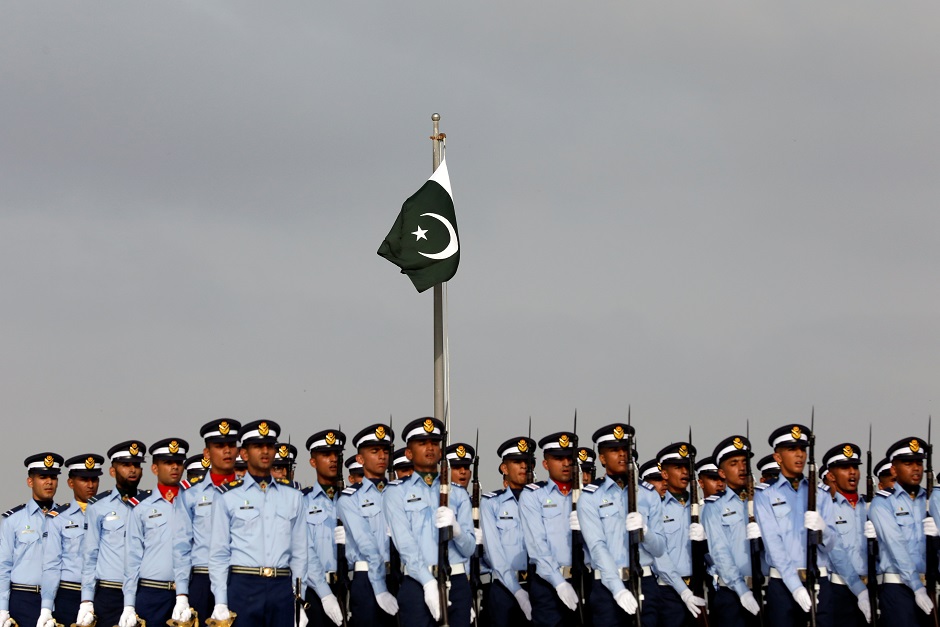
xmin=625 ymin=407 xmax=642 ymax=626
xmin=806 ymin=410 xmax=819 ymax=627
xmin=571 ymin=410 xmax=586 ymax=626
xmin=866 ymin=425 xmax=879 ymax=626
xmin=335 ymin=425 xmax=349 ymax=627
xmin=470 ymin=428 xmax=482 ymax=626
xmin=387 ymin=416 xmax=402 ymax=604
xmin=526 ymin=417 xmax=536 ymax=584
xmin=438 ymin=424 xmax=452 ymax=627
xmin=745 ymin=421 xmax=765 ymax=626
xmin=927 ymin=417 xmax=939 ymax=627
xmin=687 ymin=428 xmax=710 ymax=627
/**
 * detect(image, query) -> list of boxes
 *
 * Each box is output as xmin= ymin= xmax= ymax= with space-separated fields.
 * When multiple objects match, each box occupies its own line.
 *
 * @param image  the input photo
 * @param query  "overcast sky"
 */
xmin=1 ymin=2 xmax=938 ymax=503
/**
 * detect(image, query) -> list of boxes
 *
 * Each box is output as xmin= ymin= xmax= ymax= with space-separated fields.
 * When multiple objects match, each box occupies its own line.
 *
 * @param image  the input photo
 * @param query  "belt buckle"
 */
xmin=261 ymin=567 xmax=275 ymax=578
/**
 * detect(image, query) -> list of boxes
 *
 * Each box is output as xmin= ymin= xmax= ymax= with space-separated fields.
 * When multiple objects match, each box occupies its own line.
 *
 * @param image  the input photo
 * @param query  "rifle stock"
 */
xmin=744 ymin=425 xmax=765 ymax=627
xmin=806 ymin=412 xmax=819 ymax=627
xmin=866 ymin=426 xmax=879 ymax=626
xmin=335 ymin=436 xmax=349 ymax=627
xmin=626 ymin=409 xmax=642 ymax=627
xmin=927 ymin=418 xmax=939 ymax=627
xmin=470 ymin=429 xmax=482 ymax=626
xmin=687 ymin=430 xmax=710 ymax=627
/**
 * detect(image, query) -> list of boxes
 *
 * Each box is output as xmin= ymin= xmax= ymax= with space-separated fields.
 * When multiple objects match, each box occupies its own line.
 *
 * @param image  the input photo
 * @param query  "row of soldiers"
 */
xmin=1 ymin=417 xmax=938 ymax=627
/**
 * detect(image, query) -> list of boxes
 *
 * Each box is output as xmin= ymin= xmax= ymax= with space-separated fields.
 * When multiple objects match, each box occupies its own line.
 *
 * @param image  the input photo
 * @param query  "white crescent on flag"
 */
xmin=418 ymin=212 xmax=459 ymax=260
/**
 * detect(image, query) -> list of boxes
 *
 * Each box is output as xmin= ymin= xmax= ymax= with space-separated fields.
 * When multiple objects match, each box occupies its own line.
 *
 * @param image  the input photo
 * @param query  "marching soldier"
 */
xmin=868 ymin=437 xmax=934 ymax=625
xmin=448 ymin=442 xmax=476 ymax=489
xmin=821 ymin=443 xmax=871 ymax=626
xmin=518 ymin=431 xmax=581 ymax=627
xmin=208 ymin=420 xmax=307 ymax=627
xmin=273 ymin=442 xmax=301 ymax=488
xmin=640 ymin=458 xmax=667 ymax=498
xmin=122 ymin=437 xmax=190 ymax=627
xmin=874 ymin=458 xmax=894 ymax=492
xmin=700 ymin=435 xmax=760 ymax=626
xmin=346 ymin=457 xmax=365 ymax=485
xmin=235 ymin=457 xmax=248 ymax=479
xmin=173 ymin=418 xmax=242 ymax=623
xmin=40 ymin=454 xmax=103 ymax=627
xmin=0 ymin=452 xmax=63 ymax=627
xmin=578 ymin=424 xmax=667 ymax=625
xmin=301 ymin=429 xmax=347 ymax=627
xmin=184 ymin=454 xmax=210 ymax=483
xmin=77 ymin=440 xmax=148 ymax=627
xmin=392 ymin=447 xmax=414 ymax=480
xmin=651 ymin=442 xmax=708 ymax=625
xmin=481 ymin=437 xmax=537 ymax=625
xmin=337 ymin=423 xmax=400 ymax=625
xmin=578 ymin=447 xmax=596 ymax=487
xmin=758 ymin=455 xmax=781 ymax=485
xmin=694 ymin=456 xmax=724 ymax=498
xmin=384 ymin=417 xmax=476 ymax=627
xmin=754 ymin=424 xmax=864 ymax=627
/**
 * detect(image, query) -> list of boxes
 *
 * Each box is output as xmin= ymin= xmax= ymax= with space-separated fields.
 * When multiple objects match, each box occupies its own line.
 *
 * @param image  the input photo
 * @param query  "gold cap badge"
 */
xmin=910 ymin=439 xmax=921 ymax=453
xmin=169 ymin=441 xmax=180 ymax=454
xmin=456 ymin=445 xmax=467 ymax=458
xmin=85 ymin=456 xmax=96 ymax=470
xmin=679 ymin=445 xmax=689 ymax=458
xmin=732 ymin=437 xmax=744 ymax=450
xmin=517 ymin=439 xmax=529 ymax=453
xmin=43 ymin=455 xmax=54 ymax=468
xmin=843 ymin=445 xmax=854 ymax=458
xmin=219 ymin=421 xmax=230 ymax=436
xmin=129 ymin=443 xmax=140 ymax=456
xmin=375 ymin=426 xmax=386 ymax=440
xmin=613 ymin=426 xmax=625 ymax=440
xmin=258 ymin=422 xmax=270 ymax=437
xmin=278 ymin=445 xmax=289 ymax=458
xmin=579 ymin=449 xmax=588 ymax=462
xmin=559 ymin=435 xmax=570 ymax=448
xmin=325 ymin=432 xmax=337 ymax=446
xmin=423 ymin=419 xmax=435 ymax=433
xmin=791 ymin=426 xmax=802 ymax=440
xmin=201 ymin=457 xmax=211 ymax=469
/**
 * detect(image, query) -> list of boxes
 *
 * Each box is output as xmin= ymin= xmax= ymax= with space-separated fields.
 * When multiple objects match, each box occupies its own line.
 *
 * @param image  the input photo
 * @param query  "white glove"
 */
xmin=569 ymin=511 xmax=580 ymax=531
xmin=475 ymin=527 xmax=483 ymax=546
xmin=680 ymin=588 xmax=707 ymax=617
xmin=514 ymin=589 xmax=533 ymax=621
xmin=321 ymin=594 xmax=343 ymax=626
xmin=554 ymin=581 xmax=579 ymax=611
xmin=613 ymin=589 xmax=638 ymax=614
xmin=626 ymin=512 xmax=647 ymax=534
xmin=925 ymin=517 xmax=939 ymax=537
xmin=864 ymin=520 xmax=877 ymax=539
xmin=118 ymin=606 xmax=138 ymax=627
xmin=334 ymin=525 xmax=346 ymax=544
xmin=423 ymin=580 xmax=441 ymax=621
xmin=857 ymin=589 xmax=872 ymax=623
xmin=804 ymin=511 xmax=824 ymax=532
xmin=739 ymin=591 xmax=760 ymax=615
xmin=172 ymin=595 xmax=193 ymax=622
xmin=915 ymin=587 xmax=935 ymax=614
xmin=470 ymin=606 xmax=476 ymax=623
xmin=746 ymin=522 xmax=762 ymax=540
xmin=298 ymin=607 xmax=309 ymax=627
xmin=434 ymin=506 xmax=462 ymax=537
xmin=76 ymin=602 xmax=96 ymax=626
xmin=0 ymin=611 xmax=10 ymax=627
xmin=689 ymin=522 xmax=706 ymax=542
xmin=375 ymin=591 xmax=399 ymax=615
xmin=37 ymin=608 xmax=57 ymax=627
xmin=792 ymin=587 xmax=813 ymax=613
xmin=211 ymin=604 xmax=232 ymax=621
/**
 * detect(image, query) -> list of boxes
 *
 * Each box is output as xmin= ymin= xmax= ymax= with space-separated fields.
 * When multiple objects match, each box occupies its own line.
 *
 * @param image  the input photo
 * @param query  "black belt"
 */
xmin=11 ymin=583 xmax=40 ymax=594
xmin=230 ymin=566 xmax=291 ymax=578
xmin=98 ymin=580 xmax=123 ymax=590
xmin=326 ymin=572 xmax=340 ymax=584
xmin=59 ymin=581 xmax=82 ymax=592
xmin=140 ymin=579 xmax=176 ymax=590
xmin=192 ymin=566 xmax=209 ymax=575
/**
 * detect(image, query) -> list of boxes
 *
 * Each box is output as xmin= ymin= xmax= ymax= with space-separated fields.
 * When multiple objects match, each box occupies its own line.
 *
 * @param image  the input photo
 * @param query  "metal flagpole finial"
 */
xmin=432 ymin=113 xmax=440 ymax=121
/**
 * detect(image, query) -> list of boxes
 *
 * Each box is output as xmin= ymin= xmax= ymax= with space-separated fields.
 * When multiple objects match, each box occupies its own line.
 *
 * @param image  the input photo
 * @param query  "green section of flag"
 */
xmin=378 ymin=160 xmax=459 ymax=293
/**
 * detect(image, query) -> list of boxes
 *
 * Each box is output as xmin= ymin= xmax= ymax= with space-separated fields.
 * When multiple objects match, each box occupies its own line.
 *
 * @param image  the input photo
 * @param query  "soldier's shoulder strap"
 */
xmin=276 ymin=478 xmax=298 ymax=489
xmin=754 ymin=482 xmax=769 ymax=491
xmin=128 ymin=490 xmax=152 ymax=507
xmin=640 ymin=481 xmax=655 ymax=491
xmin=2 ymin=504 xmax=25 ymax=518
xmin=876 ymin=489 xmax=892 ymax=498
xmin=341 ymin=483 xmax=363 ymax=496
xmin=88 ymin=490 xmax=111 ymax=505
xmin=218 ymin=479 xmax=244 ymax=493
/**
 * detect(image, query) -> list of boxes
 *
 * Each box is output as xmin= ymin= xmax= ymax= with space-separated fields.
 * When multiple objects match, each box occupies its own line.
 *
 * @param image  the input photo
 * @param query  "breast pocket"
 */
xmin=233 ymin=508 xmax=261 ymax=532
xmin=496 ymin=517 xmax=520 ymax=545
xmin=16 ymin=527 xmax=40 ymax=548
xmin=102 ymin=517 xmax=126 ymax=538
xmin=143 ymin=513 xmax=169 ymax=539
xmin=663 ymin=515 xmax=682 ymax=538
xmin=307 ymin=509 xmax=328 ymax=528
xmin=62 ymin=524 xmax=84 ymax=550
xmin=771 ymin=502 xmax=792 ymax=532
xmin=598 ymin=501 xmax=624 ymax=535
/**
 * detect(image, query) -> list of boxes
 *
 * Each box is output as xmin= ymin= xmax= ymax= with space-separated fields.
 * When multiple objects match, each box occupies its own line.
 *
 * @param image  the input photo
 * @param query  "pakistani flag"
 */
xmin=377 ymin=158 xmax=459 ymax=293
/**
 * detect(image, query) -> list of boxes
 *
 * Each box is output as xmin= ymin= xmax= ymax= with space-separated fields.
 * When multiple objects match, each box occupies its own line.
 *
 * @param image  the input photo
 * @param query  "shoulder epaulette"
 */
xmin=590 ymin=477 xmax=605 ymax=486
xmin=482 ymin=491 xmax=497 ymax=499
xmin=524 ymin=482 xmax=543 ymax=491
xmin=583 ymin=480 xmax=602 ymax=493
xmin=876 ymin=489 xmax=892 ymax=498
xmin=301 ymin=486 xmax=313 ymax=496
xmin=819 ymin=484 xmax=831 ymax=493
xmin=388 ymin=479 xmax=402 ymax=486
xmin=341 ymin=483 xmax=362 ymax=496
xmin=128 ymin=490 xmax=152 ymax=507
xmin=640 ymin=481 xmax=655 ymax=491
xmin=276 ymin=478 xmax=297 ymax=489
xmin=705 ymin=494 xmax=721 ymax=502
xmin=218 ymin=479 xmax=243 ymax=493
xmin=292 ymin=480 xmax=302 ymax=489
xmin=88 ymin=490 xmax=111 ymax=505
xmin=754 ymin=483 xmax=769 ymax=491
xmin=2 ymin=504 xmax=25 ymax=518
xmin=180 ymin=480 xmax=192 ymax=490
xmin=54 ymin=503 xmax=71 ymax=514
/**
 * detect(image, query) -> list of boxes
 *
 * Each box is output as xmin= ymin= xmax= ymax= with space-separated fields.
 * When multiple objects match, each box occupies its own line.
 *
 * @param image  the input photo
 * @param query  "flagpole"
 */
xmin=431 ymin=113 xmax=446 ymax=429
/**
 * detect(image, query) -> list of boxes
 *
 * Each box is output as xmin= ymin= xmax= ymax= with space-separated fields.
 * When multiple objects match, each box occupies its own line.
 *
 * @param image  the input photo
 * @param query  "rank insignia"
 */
xmin=219 ymin=421 xmax=231 ymax=435
xmin=259 ymin=422 xmax=270 ymax=437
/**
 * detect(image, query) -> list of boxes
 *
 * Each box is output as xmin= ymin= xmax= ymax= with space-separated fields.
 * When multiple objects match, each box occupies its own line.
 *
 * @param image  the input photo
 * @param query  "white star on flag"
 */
xmin=412 ymin=226 xmax=428 ymax=241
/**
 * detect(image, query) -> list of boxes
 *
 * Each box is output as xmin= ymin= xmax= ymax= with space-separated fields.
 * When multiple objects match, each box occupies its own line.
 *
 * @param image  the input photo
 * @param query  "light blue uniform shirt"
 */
xmin=578 ymin=477 xmax=667 ymax=596
xmin=651 ymin=491 xmax=694 ymax=596
xmin=518 ymin=481 xmax=573 ymax=588
xmin=384 ymin=473 xmax=475 ymax=587
xmin=208 ymin=475 xmax=307 ymax=606
xmin=124 ymin=489 xmax=179 ymax=605
xmin=480 ymin=489 xmax=528 ymax=595
xmin=0 ymin=501 xmax=49 ymax=612
xmin=172 ymin=476 xmax=217 ymax=595
xmin=830 ymin=491 xmax=869 ymax=582
xmin=302 ymin=482 xmax=341 ymax=600
xmin=754 ymin=476 xmax=863 ymax=596
xmin=868 ymin=484 xmax=927 ymax=591
xmin=701 ymin=488 xmax=752 ymax=598
xmin=336 ymin=479 xmax=390 ymax=596
xmin=41 ymin=501 xmax=86 ymax=610
xmin=81 ymin=489 xmax=148 ymax=601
